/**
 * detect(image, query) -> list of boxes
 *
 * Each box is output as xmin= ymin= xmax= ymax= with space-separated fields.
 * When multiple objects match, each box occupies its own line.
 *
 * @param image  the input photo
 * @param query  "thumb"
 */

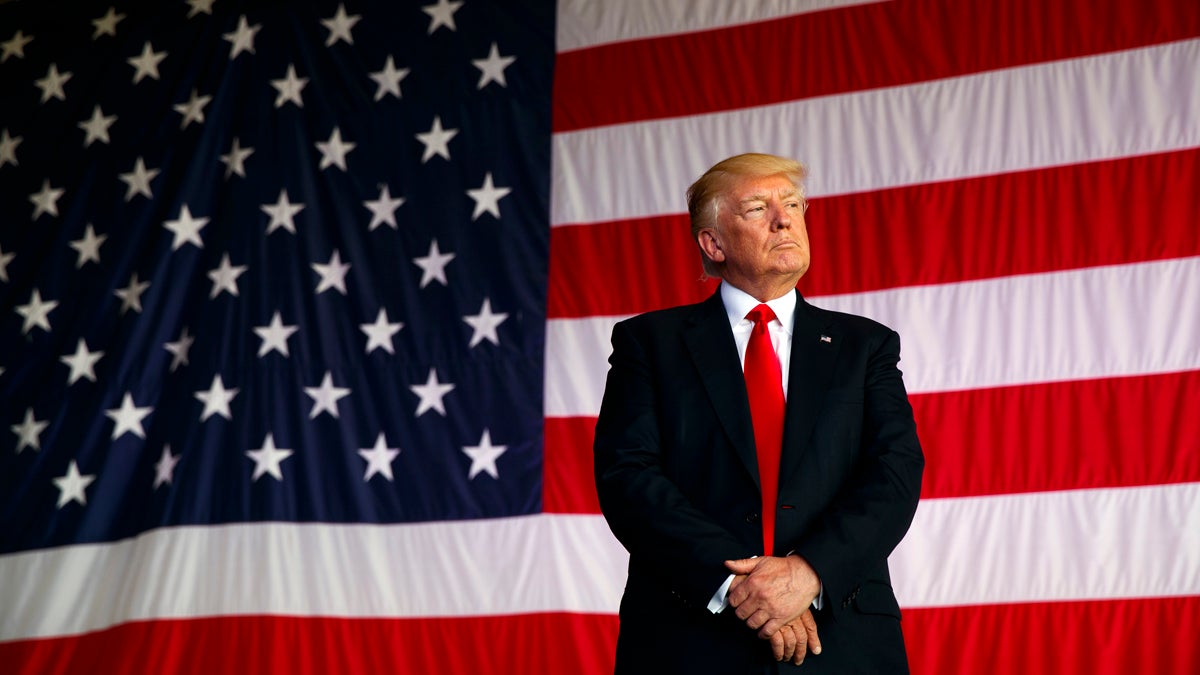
xmin=724 ymin=557 xmax=760 ymax=574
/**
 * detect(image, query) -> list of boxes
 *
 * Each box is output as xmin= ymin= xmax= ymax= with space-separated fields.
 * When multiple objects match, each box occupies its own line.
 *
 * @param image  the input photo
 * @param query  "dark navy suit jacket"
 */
xmin=594 ymin=289 xmax=924 ymax=674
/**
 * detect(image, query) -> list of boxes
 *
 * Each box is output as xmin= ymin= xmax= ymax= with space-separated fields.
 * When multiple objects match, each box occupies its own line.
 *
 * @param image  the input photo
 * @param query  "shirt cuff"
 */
xmin=707 ymin=574 xmax=735 ymax=614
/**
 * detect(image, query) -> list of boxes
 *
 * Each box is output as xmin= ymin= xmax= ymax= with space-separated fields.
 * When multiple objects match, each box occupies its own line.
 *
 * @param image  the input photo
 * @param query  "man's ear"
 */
xmin=697 ymin=229 xmax=725 ymax=263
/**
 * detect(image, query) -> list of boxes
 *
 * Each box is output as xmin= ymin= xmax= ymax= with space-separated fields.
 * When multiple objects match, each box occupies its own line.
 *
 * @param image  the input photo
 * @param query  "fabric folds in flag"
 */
xmin=3 ymin=1 xmax=1200 ymax=674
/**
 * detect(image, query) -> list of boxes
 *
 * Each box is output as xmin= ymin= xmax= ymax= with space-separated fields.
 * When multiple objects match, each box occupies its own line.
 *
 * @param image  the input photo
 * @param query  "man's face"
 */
xmin=703 ymin=174 xmax=810 ymax=291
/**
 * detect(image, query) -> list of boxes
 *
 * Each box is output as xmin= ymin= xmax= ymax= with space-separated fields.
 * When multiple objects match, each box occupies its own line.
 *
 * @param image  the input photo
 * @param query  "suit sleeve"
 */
xmin=594 ymin=319 xmax=756 ymax=607
xmin=789 ymin=328 xmax=925 ymax=614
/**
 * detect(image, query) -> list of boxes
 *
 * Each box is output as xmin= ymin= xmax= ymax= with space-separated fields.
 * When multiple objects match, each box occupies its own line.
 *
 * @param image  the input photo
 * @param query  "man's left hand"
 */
xmin=724 ymin=555 xmax=821 ymax=639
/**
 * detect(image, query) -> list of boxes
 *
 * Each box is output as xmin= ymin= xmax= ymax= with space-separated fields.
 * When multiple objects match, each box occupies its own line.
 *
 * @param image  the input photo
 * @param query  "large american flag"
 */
xmin=2 ymin=1 xmax=1198 ymax=674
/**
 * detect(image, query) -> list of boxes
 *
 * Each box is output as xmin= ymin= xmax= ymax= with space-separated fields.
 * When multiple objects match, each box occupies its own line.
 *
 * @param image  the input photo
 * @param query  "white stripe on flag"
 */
xmin=544 ymin=256 xmax=1200 ymax=416
xmin=3 ymin=483 xmax=1198 ymax=641
xmin=891 ymin=483 xmax=1200 ymax=608
xmin=551 ymin=38 xmax=1200 ymax=226
xmin=555 ymin=0 xmax=882 ymax=52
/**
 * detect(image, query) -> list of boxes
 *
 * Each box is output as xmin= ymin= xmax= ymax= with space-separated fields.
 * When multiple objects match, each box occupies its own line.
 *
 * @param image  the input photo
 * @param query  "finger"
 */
xmin=792 ymin=624 xmax=808 ymax=665
xmin=724 ymin=558 xmax=760 ymax=575
xmin=781 ymin=625 xmax=798 ymax=661
xmin=744 ymin=609 xmax=770 ymax=631
xmin=756 ymin=616 xmax=784 ymax=640
xmin=801 ymin=610 xmax=822 ymax=655
xmin=769 ymin=630 xmax=786 ymax=661
xmin=727 ymin=578 xmax=751 ymax=609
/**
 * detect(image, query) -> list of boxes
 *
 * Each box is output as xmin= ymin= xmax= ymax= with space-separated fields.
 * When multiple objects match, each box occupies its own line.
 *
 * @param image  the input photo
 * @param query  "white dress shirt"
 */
xmin=707 ymin=283 xmax=822 ymax=613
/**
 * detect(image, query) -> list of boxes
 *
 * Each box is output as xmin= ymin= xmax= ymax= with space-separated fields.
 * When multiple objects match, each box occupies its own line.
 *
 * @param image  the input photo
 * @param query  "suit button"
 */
xmin=745 ymin=512 xmax=760 ymax=523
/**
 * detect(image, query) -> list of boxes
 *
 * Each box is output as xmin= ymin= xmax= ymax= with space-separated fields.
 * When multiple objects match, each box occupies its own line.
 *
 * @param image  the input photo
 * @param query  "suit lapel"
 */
xmin=781 ymin=292 xmax=839 ymax=477
xmin=684 ymin=291 xmax=761 ymax=489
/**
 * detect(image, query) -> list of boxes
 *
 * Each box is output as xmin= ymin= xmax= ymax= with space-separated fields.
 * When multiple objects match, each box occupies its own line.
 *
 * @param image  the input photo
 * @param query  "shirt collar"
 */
xmin=720 ymin=282 xmax=796 ymax=334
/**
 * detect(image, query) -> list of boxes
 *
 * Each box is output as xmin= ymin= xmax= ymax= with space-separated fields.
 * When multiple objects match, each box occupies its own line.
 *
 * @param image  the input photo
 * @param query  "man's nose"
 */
xmin=770 ymin=205 xmax=791 ymax=230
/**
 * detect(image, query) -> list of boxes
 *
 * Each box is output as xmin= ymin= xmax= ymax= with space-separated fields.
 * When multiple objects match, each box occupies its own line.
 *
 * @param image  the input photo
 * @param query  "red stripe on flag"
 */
xmin=544 ymin=416 xmax=603 ymax=514
xmin=553 ymin=0 xmax=1200 ymax=131
xmin=11 ymin=597 xmax=1196 ymax=675
xmin=911 ymin=370 xmax=1200 ymax=499
xmin=549 ymin=149 xmax=1200 ymax=318
xmin=904 ymin=596 xmax=1200 ymax=675
xmin=543 ymin=370 xmax=1200 ymax=513
xmin=0 ymin=613 xmax=619 ymax=675
xmin=548 ymin=216 xmax=716 ymax=319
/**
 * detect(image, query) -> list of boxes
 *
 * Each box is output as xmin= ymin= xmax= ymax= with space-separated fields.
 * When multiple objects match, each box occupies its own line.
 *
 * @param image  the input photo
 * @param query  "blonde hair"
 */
xmin=686 ymin=153 xmax=807 ymax=277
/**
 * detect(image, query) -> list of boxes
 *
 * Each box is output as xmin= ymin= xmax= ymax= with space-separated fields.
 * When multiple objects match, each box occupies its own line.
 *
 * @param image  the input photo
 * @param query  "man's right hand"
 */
xmin=768 ymin=608 xmax=822 ymax=665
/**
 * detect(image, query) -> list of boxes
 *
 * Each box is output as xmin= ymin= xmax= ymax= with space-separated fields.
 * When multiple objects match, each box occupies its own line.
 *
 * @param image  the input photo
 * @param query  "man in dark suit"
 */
xmin=594 ymin=153 xmax=924 ymax=673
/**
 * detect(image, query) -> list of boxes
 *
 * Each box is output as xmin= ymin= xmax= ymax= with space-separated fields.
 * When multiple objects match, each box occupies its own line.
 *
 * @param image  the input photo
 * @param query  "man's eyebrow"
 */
xmin=737 ymin=189 xmax=798 ymax=205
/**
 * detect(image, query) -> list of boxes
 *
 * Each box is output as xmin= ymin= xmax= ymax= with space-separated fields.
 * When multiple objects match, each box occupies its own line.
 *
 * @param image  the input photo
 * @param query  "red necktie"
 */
xmin=744 ymin=304 xmax=785 ymax=556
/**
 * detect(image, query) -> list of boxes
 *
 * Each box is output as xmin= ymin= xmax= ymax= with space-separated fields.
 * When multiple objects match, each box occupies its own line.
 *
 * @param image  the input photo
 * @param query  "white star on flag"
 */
xmin=413 ymin=239 xmax=455 ymax=288
xmin=173 ymin=89 xmax=212 ymax=129
xmin=463 ymin=429 xmax=507 ymax=480
xmin=29 ymin=180 xmax=65 ymax=220
xmin=316 ymin=127 xmax=355 ymax=170
xmin=312 ymin=249 xmax=351 ymax=295
xmin=0 ymin=128 xmax=21 ymax=167
xmin=463 ymin=297 xmax=509 ymax=348
xmin=1 ymin=30 xmax=34 ymax=62
xmin=153 ymin=446 xmax=181 ymax=489
xmin=416 ymin=115 xmax=457 ymax=162
xmin=60 ymin=338 xmax=104 ymax=385
xmin=105 ymin=392 xmax=153 ymax=440
xmin=360 ymin=308 xmax=404 ymax=354
xmin=0 ymin=244 xmax=14 ymax=281
xmin=220 ymin=137 xmax=254 ymax=178
xmin=262 ymin=188 xmax=305 ymax=234
xmin=358 ymin=433 xmax=401 ymax=482
xmin=92 ymin=7 xmax=125 ymax=39
xmin=185 ymin=0 xmax=214 ymax=19
xmin=246 ymin=434 xmax=293 ymax=482
xmin=53 ymin=461 xmax=96 ymax=508
xmin=208 ymin=253 xmax=248 ymax=298
xmin=304 ymin=371 xmax=351 ymax=419
xmin=16 ymin=288 xmax=58 ymax=334
xmin=69 ymin=225 xmax=106 ymax=268
xmin=422 ymin=0 xmax=464 ymax=34
xmin=119 ymin=157 xmax=159 ymax=201
xmin=254 ymin=311 xmax=299 ymax=357
xmin=127 ymin=42 xmax=166 ymax=83
xmin=164 ymin=326 xmax=194 ymax=371
xmin=114 ymin=273 xmax=150 ymax=314
xmin=467 ymin=172 xmax=512 ymax=220
xmin=195 ymin=375 xmax=239 ymax=422
xmin=163 ymin=204 xmax=209 ymax=250
xmin=321 ymin=3 xmax=361 ymax=46
xmin=410 ymin=367 xmax=455 ymax=417
xmin=364 ymin=184 xmax=405 ymax=230
xmin=35 ymin=63 xmax=72 ymax=103
xmin=472 ymin=42 xmax=515 ymax=89
xmin=223 ymin=15 xmax=261 ymax=58
xmin=12 ymin=408 xmax=49 ymax=453
xmin=271 ymin=64 xmax=308 ymax=108
xmin=369 ymin=56 xmax=409 ymax=101
xmin=78 ymin=105 xmax=117 ymax=147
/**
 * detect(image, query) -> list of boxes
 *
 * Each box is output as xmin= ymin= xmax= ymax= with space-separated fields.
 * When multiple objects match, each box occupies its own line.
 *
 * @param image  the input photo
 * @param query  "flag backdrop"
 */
xmin=2 ymin=0 xmax=1199 ymax=673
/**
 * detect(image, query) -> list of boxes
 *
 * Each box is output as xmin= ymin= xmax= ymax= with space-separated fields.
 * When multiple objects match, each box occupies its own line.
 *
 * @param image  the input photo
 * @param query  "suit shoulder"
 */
xmin=615 ymin=300 xmax=710 ymax=332
xmin=805 ymin=302 xmax=897 ymax=339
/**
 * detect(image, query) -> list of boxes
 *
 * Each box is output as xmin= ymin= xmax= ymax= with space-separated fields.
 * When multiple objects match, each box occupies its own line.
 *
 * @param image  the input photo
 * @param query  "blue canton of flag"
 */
xmin=0 ymin=0 xmax=553 ymax=554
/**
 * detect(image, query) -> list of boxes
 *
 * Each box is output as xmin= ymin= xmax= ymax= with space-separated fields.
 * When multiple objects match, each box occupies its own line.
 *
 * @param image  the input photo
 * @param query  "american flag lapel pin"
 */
xmin=820 ymin=335 xmax=832 ymax=343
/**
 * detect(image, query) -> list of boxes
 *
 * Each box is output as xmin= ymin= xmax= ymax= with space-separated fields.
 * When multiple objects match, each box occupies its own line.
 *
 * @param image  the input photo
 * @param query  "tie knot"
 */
xmin=746 ymin=304 xmax=777 ymax=327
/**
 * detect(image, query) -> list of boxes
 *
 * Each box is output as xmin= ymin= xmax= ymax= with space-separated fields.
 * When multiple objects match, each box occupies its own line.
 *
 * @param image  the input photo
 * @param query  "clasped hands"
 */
xmin=725 ymin=555 xmax=823 ymax=665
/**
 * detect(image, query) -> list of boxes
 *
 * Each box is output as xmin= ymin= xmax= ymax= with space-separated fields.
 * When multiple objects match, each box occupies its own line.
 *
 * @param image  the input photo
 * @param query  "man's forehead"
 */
xmin=732 ymin=177 xmax=799 ymax=202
